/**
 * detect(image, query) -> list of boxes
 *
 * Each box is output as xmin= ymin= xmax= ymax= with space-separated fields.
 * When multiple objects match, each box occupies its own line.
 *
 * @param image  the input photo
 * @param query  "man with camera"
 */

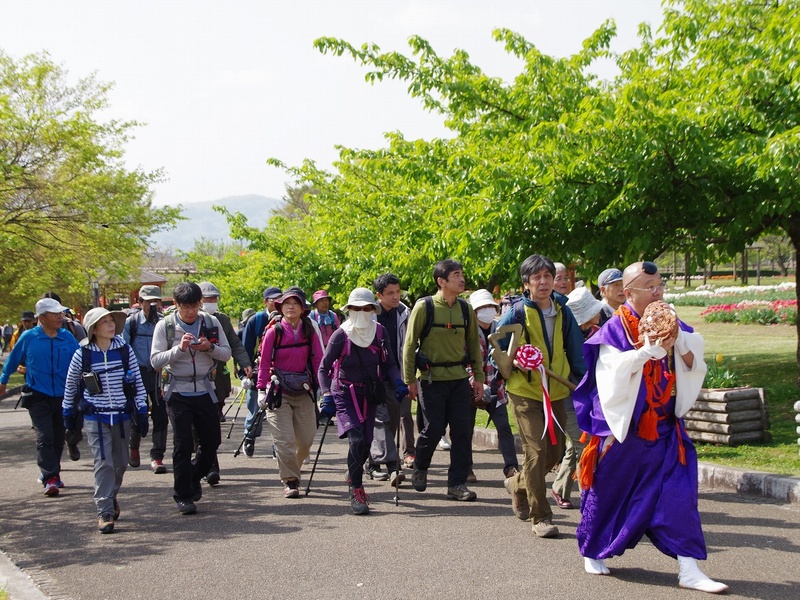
xmin=123 ymin=285 xmax=169 ymax=473
xmin=0 ymin=297 xmax=80 ymax=496
xmin=150 ymin=282 xmax=231 ymax=515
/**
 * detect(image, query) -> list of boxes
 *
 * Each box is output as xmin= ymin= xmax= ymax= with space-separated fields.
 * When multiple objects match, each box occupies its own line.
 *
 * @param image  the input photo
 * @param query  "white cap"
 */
xmin=469 ymin=289 xmax=500 ymax=311
xmin=35 ymin=298 xmax=68 ymax=317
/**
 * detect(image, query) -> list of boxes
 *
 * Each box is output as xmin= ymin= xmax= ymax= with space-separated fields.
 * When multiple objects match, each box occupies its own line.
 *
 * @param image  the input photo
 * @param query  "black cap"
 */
xmin=21 ymin=311 xmax=35 ymax=320
xmin=262 ymin=286 xmax=283 ymax=300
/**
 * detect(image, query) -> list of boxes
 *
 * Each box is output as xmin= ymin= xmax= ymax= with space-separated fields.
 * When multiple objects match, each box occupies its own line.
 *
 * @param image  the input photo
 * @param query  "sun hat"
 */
xmin=598 ymin=268 xmax=623 ymax=288
xmin=262 ymin=286 xmax=283 ymax=300
xmin=344 ymin=287 xmax=382 ymax=314
xmin=312 ymin=290 xmax=332 ymax=305
xmin=82 ymin=307 xmax=127 ymax=343
xmin=274 ymin=287 xmax=310 ymax=314
xmin=469 ymin=289 xmax=500 ymax=312
xmin=566 ymin=286 xmax=605 ymax=327
xmin=35 ymin=298 xmax=68 ymax=317
xmin=199 ymin=281 xmax=221 ymax=298
xmin=241 ymin=307 xmax=256 ymax=322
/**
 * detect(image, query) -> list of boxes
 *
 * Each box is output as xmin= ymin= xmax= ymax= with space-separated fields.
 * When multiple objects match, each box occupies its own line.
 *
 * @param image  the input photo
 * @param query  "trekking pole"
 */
xmin=225 ymin=387 xmax=248 ymax=439
xmin=304 ymin=418 xmax=331 ymax=496
xmin=233 ymin=407 xmax=265 ymax=457
xmin=394 ymin=419 xmax=401 ymax=506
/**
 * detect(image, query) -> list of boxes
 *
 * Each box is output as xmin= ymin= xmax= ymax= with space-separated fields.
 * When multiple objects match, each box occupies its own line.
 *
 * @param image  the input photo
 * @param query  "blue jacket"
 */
xmin=0 ymin=326 xmax=79 ymax=397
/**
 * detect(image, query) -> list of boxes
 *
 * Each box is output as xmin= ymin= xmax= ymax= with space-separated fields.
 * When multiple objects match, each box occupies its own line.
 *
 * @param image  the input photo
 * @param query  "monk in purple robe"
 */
xmin=573 ymin=261 xmax=728 ymax=594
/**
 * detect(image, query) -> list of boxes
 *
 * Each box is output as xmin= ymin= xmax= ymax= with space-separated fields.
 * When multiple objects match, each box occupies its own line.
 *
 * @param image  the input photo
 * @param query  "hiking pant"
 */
xmin=129 ymin=368 xmax=168 ymax=460
xmin=266 ymin=391 xmax=317 ymax=483
xmin=368 ymin=381 xmax=400 ymax=469
xmin=414 ymin=378 xmax=472 ymax=487
xmin=167 ymin=393 xmax=220 ymax=503
xmin=506 ymin=391 xmax=566 ymax=524
xmin=87 ymin=418 xmax=129 ymax=517
xmin=552 ymin=395 xmax=586 ymax=503
xmin=398 ymin=396 xmax=415 ymax=459
xmin=347 ymin=426 xmax=372 ymax=488
xmin=27 ymin=392 xmax=65 ymax=481
xmin=470 ymin=401 xmax=519 ymax=476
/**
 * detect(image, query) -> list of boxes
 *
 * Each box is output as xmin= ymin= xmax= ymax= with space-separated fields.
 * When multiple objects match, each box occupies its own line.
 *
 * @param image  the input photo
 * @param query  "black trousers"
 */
xmin=27 ymin=393 xmax=65 ymax=480
xmin=167 ymin=393 xmax=221 ymax=502
xmin=414 ymin=378 xmax=473 ymax=487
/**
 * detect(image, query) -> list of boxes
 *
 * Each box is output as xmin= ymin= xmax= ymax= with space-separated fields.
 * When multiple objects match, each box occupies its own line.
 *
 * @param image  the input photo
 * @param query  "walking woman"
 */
xmin=256 ymin=287 xmax=324 ymax=498
xmin=63 ymin=308 xmax=148 ymax=533
xmin=317 ymin=288 xmax=406 ymax=515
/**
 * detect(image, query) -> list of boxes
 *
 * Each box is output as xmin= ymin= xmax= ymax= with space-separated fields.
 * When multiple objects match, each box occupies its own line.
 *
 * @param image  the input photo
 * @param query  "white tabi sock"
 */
xmin=584 ymin=557 xmax=611 ymax=575
xmin=677 ymin=556 xmax=729 ymax=594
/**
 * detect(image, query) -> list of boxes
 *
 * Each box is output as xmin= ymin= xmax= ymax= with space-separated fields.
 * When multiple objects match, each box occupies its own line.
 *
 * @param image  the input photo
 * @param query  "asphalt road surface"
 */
xmin=1 ymin=397 xmax=798 ymax=600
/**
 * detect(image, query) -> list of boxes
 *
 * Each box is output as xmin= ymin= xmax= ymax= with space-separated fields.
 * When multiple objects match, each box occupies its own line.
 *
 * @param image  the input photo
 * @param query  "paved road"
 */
xmin=1 ymin=397 xmax=799 ymax=600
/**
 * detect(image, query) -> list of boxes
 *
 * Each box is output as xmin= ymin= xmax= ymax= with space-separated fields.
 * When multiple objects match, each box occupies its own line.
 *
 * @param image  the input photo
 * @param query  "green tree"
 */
xmin=0 ymin=50 xmax=180 ymax=315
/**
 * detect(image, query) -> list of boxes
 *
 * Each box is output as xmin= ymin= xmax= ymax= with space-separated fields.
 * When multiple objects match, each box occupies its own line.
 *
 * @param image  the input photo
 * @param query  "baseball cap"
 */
xmin=263 ymin=286 xmax=283 ymax=300
xmin=598 ymin=268 xmax=623 ymax=288
xmin=139 ymin=285 xmax=162 ymax=301
xmin=21 ymin=311 xmax=35 ymax=321
xmin=35 ymin=298 xmax=68 ymax=317
xmin=199 ymin=281 xmax=221 ymax=298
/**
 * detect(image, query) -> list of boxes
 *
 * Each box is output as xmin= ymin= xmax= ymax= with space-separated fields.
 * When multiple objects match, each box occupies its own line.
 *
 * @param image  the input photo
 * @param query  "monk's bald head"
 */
xmin=623 ymin=261 xmax=659 ymax=289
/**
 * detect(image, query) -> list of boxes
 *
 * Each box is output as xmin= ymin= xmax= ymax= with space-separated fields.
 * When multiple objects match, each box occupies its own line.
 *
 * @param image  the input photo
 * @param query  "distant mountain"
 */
xmin=150 ymin=194 xmax=281 ymax=251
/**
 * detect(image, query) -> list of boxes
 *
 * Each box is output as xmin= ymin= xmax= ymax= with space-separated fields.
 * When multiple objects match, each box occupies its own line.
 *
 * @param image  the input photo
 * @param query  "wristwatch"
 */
xmin=205 ymin=343 xmax=216 ymax=353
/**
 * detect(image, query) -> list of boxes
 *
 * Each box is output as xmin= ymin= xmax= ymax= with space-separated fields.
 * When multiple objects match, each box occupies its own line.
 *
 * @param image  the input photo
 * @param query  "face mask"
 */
xmin=476 ymin=307 xmax=497 ymax=323
xmin=348 ymin=311 xmax=373 ymax=328
xmin=202 ymin=302 xmax=218 ymax=313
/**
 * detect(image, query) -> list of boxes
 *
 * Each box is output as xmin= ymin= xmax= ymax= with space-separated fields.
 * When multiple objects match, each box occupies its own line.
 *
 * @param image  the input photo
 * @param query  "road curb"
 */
xmin=471 ymin=426 xmax=800 ymax=505
xmin=0 ymin=550 xmax=49 ymax=600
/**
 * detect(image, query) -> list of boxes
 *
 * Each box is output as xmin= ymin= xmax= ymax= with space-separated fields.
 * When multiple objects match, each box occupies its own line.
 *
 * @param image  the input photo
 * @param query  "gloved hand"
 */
xmin=635 ymin=335 xmax=668 ymax=365
xmin=258 ymin=389 xmax=268 ymax=409
xmin=136 ymin=412 xmax=149 ymax=438
xmin=63 ymin=412 xmax=77 ymax=434
xmin=319 ymin=394 xmax=336 ymax=418
xmin=393 ymin=379 xmax=409 ymax=401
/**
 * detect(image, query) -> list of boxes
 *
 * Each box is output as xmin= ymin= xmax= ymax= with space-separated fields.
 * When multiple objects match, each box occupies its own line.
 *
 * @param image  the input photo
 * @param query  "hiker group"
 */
xmin=0 ymin=255 xmax=728 ymax=594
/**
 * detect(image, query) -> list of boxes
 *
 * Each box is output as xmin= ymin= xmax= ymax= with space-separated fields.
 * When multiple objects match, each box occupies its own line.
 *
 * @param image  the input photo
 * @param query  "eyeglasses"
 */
xmin=349 ymin=306 xmax=374 ymax=312
xmin=626 ymin=282 xmax=666 ymax=294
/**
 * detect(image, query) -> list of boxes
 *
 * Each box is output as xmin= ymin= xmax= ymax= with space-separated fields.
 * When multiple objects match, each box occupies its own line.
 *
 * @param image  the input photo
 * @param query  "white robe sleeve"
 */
xmin=595 ymin=345 xmax=646 ymax=443
xmin=673 ymin=330 xmax=707 ymax=418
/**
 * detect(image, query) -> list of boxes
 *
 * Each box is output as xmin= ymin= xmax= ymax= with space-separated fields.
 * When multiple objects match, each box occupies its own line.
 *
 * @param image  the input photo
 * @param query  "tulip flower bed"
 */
xmin=700 ymin=299 xmax=797 ymax=325
xmin=665 ymin=282 xmax=796 ymax=307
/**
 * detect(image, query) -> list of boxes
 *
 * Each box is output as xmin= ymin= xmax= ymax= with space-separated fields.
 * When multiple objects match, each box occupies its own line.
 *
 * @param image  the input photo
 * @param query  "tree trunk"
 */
xmin=741 ymin=250 xmax=748 ymax=285
xmin=784 ymin=216 xmax=800 ymax=388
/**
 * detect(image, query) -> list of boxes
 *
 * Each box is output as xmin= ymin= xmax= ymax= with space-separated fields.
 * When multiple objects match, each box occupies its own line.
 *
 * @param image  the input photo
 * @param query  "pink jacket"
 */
xmin=256 ymin=318 xmax=323 ymax=389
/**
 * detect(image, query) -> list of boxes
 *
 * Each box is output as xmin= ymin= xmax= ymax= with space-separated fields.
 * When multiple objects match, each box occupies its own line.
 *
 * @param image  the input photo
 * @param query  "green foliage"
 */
xmin=703 ymin=354 xmax=742 ymax=388
xmin=0 ymin=50 xmax=180 ymax=315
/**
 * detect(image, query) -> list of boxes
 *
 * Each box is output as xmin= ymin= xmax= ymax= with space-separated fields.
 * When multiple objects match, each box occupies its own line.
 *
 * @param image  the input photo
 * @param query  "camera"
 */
xmin=82 ymin=372 xmax=102 ymax=395
xmin=190 ymin=338 xmax=203 ymax=346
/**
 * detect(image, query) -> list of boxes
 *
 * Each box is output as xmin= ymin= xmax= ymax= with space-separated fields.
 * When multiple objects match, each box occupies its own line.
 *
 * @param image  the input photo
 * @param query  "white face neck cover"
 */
xmin=341 ymin=308 xmax=377 ymax=348
xmin=202 ymin=302 xmax=218 ymax=314
xmin=476 ymin=307 xmax=497 ymax=323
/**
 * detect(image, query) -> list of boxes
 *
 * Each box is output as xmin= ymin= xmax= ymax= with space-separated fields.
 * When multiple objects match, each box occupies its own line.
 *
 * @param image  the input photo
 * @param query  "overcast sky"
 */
xmin=2 ymin=1 xmax=664 ymax=207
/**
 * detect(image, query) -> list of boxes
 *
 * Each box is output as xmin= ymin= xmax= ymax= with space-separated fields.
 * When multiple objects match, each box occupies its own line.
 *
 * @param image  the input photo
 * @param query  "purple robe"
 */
xmin=572 ymin=305 xmax=707 ymax=560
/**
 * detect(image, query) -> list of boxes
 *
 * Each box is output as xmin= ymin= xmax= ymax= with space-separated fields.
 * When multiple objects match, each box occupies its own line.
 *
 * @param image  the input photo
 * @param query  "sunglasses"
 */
xmin=349 ymin=305 xmax=374 ymax=312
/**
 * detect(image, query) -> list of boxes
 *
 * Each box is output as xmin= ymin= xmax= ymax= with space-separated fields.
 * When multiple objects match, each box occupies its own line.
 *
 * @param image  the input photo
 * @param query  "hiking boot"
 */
xmin=151 ymin=459 xmax=167 ymax=474
xmin=446 ymin=484 xmax=477 ymax=501
xmin=243 ymin=437 xmax=255 ymax=457
xmin=192 ymin=480 xmax=203 ymax=502
xmin=411 ymin=468 xmax=427 ymax=492
xmin=43 ymin=477 xmax=60 ymax=497
xmin=350 ymin=486 xmax=370 ymax=515
xmin=366 ymin=462 xmax=389 ymax=481
xmin=98 ymin=514 xmax=115 ymax=534
xmin=68 ymin=443 xmax=81 ymax=461
xmin=129 ymin=448 xmax=141 ymax=468
xmin=532 ymin=520 xmax=559 ymax=538
xmin=113 ymin=499 xmax=120 ymax=521
xmin=504 ymin=475 xmax=530 ymax=521
xmin=284 ymin=479 xmax=300 ymax=498
xmin=206 ymin=471 xmax=220 ymax=486
xmin=466 ymin=469 xmax=478 ymax=483
xmin=389 ymin=470 xmax=405 ymax=488
xmin=177 ymin=500 xmax=197 ymax=515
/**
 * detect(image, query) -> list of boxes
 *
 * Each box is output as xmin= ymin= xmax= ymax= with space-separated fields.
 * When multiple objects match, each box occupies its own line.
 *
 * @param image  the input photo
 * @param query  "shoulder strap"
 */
xmin=418 ymin=296 xmax=435 ymax=343
xmin=165 ymin=313 xmax=176 ymax=348
xmin=457 ymin=298 xmax=470 ymax=335
xmin=128 ymin=313 xmax=139 ymax=345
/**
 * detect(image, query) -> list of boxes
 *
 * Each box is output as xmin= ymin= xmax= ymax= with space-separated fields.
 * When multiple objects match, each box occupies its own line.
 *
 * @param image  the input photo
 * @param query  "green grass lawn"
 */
xmin=485 ymin=305 xmax=800 ymax=476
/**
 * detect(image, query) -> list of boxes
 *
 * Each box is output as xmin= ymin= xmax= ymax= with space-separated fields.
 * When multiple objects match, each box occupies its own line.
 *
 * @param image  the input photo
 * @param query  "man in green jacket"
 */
xmin=496 ymin=254 xmax=586 ymax=538
xmin=403 ymin=259 xmax=485 ymax=501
